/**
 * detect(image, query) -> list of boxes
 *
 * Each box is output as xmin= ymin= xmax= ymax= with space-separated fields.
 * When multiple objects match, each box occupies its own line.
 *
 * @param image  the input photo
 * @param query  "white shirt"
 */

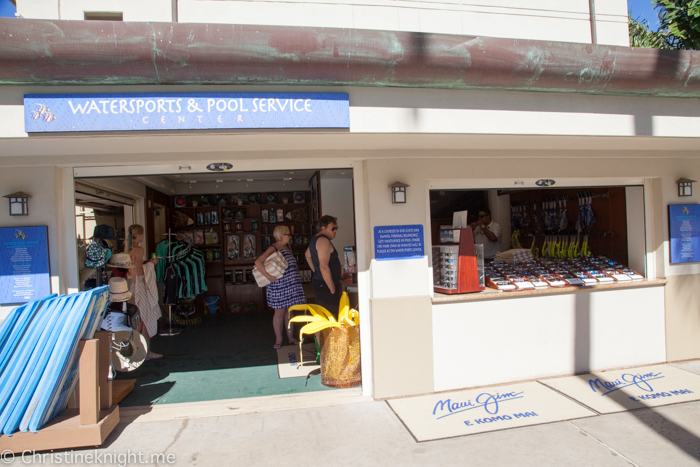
xmin=474 ymin=221 xmax=502 ymax=260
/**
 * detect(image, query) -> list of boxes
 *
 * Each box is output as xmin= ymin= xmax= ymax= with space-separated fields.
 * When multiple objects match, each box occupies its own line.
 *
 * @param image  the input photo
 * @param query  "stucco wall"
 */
xmin=0 ymin=166 xmax=61 ymax=320
xmin=16 ymin=0 xmax=629 ymax=46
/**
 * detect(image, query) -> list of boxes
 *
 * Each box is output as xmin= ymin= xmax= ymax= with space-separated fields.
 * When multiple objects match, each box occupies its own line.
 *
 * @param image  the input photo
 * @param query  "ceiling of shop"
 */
xmin=156 ymin=169 xmax=351 ymax=184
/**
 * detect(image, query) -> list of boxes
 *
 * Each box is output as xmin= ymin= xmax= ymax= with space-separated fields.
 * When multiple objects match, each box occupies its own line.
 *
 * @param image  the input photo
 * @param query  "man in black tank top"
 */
xmin=305 ymin=215 xmax=342 ymax=317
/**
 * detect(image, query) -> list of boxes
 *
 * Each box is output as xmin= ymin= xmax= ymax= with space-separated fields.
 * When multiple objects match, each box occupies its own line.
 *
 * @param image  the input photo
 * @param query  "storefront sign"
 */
xmin=24 ymin=93 xmax=350 ymax=133
xmin=0 ymin=226 xmax=51 ymax=305
xmin=374 ymin=225 xmax=424 ymax=260
xmin=668 ymin=204 xmax=700 ymax=264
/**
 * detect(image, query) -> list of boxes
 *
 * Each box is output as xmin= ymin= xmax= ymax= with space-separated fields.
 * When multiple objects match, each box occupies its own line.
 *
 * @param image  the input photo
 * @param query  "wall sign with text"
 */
xmin=0 ymin=226 xmax=51 ymax=305
xmin=669 ymin=204 xmax=700 ymax=264
xmin=24 ymin=93 xmax=350 ymax=133
xmin=374 ymin=225 xmax=424 ymax=260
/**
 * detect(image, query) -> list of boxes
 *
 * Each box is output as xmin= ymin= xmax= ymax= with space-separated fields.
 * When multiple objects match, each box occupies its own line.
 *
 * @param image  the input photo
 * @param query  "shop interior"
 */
xmin=430 ymin=185 xmax=646 ymax=293
xmin=75 ymin=169 xmax=357 ymax=406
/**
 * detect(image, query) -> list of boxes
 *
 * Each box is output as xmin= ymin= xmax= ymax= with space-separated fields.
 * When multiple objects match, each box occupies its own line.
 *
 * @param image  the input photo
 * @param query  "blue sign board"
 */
xmin=0 ymin=226 xmax=51 ymax=305
xmin=374 ymin=225 xmax=424 ymax=260
xmin=24 ymin=93 xmax=349 ymax=133
xmin=669 ymin=204 xmax=700 ymax=264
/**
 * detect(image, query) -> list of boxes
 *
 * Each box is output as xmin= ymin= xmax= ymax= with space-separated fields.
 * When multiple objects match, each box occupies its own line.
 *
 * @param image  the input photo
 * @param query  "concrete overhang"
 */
xmin=1 ymin=18 xmax=700 ymax=98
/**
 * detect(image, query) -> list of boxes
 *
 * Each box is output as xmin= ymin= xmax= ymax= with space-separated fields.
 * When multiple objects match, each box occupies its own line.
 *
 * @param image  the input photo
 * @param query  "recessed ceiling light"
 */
xmin=173 ymin=175 xmax=182 ymax=178
xmin=235 ymin=179 xmax=243 ymax=182
xmin=287 ymin=171 xmax=296 ymax=175
xmin=338 ymin=172 xmax=346 ymax=175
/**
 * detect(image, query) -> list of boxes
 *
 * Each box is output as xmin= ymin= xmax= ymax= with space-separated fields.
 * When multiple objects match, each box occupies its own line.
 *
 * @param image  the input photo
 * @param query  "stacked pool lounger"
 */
xmin=0 ymin=286 xmax=110 ymax=436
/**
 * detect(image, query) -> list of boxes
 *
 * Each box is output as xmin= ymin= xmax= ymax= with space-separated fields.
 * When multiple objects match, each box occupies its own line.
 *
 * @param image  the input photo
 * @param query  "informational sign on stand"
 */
xmin=0 ymin=226 xmax=51 ymax=305
xmin=669 ymin=204 xmax=700 ymax=264
xmin=374 ymin=225 xmax=424 ymax=260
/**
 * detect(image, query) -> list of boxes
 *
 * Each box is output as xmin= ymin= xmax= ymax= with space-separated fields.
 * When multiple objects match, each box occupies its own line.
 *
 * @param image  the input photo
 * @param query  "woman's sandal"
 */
xmin=273 ymin=343 xmax=282 ymax=350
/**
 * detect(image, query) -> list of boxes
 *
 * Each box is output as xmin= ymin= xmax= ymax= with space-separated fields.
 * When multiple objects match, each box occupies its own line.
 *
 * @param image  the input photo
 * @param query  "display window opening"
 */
xmin=74 ymin=168 xmax=359 ymax=407
xmin=429 ymin=185 xmax=646 ymax=294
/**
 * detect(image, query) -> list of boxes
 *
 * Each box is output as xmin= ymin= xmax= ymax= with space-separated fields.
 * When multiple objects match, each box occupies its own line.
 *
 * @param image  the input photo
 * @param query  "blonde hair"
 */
xmin=127 ymin=224 xmax=144 ymax=251
xmin=273 ymin=225 xmax=290 ymax=241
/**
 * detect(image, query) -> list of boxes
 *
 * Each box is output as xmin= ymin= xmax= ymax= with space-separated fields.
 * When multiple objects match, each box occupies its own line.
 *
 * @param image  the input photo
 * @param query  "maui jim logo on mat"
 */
xmin=431 ymin=391 xmax=540 ymax=427
xmin=683 ymin=207 xmax=690 ymax=215
xmin=589 ymin=371 xmax=694 ymax=402
xmin=14 ymin=230 xmax=26 ymax=240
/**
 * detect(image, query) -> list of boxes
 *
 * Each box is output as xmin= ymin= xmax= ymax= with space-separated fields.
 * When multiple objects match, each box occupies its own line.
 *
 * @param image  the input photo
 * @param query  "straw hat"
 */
xmin=108 ymin=277 xmax=132 ymax=302
xmin=107 ymin=252 xmax=135 ymax=269
xmin=111 ymin=330 xmax=147 ymax=372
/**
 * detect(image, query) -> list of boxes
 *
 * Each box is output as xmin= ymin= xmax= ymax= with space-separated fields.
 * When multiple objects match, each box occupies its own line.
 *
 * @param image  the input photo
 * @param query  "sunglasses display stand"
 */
xmin=433 ymin=227 xmax=485 ymax=294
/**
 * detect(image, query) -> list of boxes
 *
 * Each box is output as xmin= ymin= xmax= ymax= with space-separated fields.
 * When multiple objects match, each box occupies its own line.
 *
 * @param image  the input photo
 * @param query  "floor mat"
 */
xmin=115 ymin=313 xmax=335 ymax=406
xmin=540 ymin=363 xmax=700 ymax=414
xmin=387 ymin=381 xmax=596 ymax=441
xmin=277 ymin=344 xmax=320 ymax=379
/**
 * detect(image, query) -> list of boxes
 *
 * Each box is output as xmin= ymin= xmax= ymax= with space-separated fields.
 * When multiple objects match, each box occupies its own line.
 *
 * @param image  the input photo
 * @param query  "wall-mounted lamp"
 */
xmin=4 ymin=192 xmax=31 ymax=216
xmin=677 ymin=178 xmax=696 ymax=197
xmin=390 ymin=181 xmax=409 ymax=204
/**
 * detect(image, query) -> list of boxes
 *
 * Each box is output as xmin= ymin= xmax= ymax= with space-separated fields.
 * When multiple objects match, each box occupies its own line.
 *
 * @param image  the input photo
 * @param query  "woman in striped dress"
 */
xmin=255 ymin=225 xmax=307 ymax=349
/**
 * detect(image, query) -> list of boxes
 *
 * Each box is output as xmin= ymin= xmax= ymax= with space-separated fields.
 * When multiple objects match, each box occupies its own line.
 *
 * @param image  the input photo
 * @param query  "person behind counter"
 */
xmin=305 ymin=215 xmax=342 ymax=318
xmin=470 ymin=208 xmax=502 ymax=261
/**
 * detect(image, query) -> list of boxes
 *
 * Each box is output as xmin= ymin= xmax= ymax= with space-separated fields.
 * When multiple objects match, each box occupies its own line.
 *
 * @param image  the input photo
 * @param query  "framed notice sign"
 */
xmin=0 ymin=226 xmax=51 ymax=305
xmin=374 ymin=225 xmax=424 ymax=260
xmin=669 ymin=205 xmax=700 ymax=264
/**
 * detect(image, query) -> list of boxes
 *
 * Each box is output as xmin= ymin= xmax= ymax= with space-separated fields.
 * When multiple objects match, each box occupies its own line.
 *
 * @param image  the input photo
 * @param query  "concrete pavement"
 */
xmin=9 ymin=360 xmax=700 ymax=466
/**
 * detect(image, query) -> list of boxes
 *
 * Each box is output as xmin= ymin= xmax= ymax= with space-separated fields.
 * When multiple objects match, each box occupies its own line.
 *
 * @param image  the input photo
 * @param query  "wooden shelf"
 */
xmin=170 ymin=191 xmax=313 ymax=314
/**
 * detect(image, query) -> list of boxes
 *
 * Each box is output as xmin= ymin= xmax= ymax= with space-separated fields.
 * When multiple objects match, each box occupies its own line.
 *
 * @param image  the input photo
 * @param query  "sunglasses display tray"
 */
xmin=484 ymin=257 xmax=644 ymax=292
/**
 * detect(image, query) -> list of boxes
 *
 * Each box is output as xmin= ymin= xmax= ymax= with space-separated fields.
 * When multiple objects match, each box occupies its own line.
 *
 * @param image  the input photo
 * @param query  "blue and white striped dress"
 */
xmin=266 ymin=248 xmax=307 ymax=309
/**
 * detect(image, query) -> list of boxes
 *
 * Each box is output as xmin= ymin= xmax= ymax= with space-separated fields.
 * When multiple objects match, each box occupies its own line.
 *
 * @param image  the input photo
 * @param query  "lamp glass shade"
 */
xmin=678 ymin=182 xmax=692 ymax=197
xmin=9 ymin=197 xmax=28 ymax=215
xmin=392 ymin=187 xmax=406 ymax=203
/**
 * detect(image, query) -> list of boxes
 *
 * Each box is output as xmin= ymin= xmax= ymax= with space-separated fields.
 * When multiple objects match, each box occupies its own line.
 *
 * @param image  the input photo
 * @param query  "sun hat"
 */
xmin=100 ymin=311 xmax=133 ymax=333
xmin=92 ymin=224 xmax=118 ymax=240
xmin=78 ymin=248 xmax=96 ymax=284
xmin=108 ymin=277 xmax=132 ymax=302
xmin=107 ymin=252 xmax=135 ymax=269
xmin=111 ymin=330 xmax=147 ymax=372
xmin=85 ymin=241 xmax=111 ymax=268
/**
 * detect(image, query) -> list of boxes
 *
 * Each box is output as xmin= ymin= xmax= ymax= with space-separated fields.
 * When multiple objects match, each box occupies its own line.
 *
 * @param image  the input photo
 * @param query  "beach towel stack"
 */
xmin=494 ymin=249 xmax=534 ymax=263
xmin=0 ymin=286 xmax=110 ymax=436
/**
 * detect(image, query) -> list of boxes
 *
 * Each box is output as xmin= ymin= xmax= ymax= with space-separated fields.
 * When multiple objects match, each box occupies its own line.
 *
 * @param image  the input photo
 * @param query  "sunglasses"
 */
xmin=478 ymin=214 xmax=487 ymax=218
xmin=331 ymin=227 xmax=338 ymax=232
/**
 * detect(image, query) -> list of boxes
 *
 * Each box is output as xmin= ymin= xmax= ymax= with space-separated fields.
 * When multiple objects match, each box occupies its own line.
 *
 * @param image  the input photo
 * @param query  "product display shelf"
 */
xmin=171 ymin=192 xmax=313 ymax=314
xmin=0 ymin=332 xmax=119 ymax=454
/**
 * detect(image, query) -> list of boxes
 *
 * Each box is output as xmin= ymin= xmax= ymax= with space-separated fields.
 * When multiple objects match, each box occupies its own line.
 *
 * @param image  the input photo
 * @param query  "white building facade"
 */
xmin=1 ymin=0 xmax=699 ymax=400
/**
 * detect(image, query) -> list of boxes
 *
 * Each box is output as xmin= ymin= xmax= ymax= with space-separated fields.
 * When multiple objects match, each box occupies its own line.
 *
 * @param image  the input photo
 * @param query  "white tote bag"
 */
xmin=252 ymin=248 xmax=289 ymax=287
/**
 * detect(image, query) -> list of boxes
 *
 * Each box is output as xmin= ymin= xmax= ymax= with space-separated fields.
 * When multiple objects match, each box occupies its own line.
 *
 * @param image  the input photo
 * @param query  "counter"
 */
xmin=430 ymin=278 xmax=668 ymax=392
xmin=432 ymin=278 xmax=668 ymax=304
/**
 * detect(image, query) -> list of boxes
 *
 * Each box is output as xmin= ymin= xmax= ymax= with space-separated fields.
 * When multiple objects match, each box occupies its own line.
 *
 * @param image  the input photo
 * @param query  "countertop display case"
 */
xmin=433 ymin=227 xmax=485 ymax=294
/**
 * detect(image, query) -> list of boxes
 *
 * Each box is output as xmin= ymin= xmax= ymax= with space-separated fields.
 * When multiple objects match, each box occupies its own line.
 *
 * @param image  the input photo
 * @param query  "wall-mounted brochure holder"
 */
xmin=433 ymin=227 xmax=485 ymax=294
